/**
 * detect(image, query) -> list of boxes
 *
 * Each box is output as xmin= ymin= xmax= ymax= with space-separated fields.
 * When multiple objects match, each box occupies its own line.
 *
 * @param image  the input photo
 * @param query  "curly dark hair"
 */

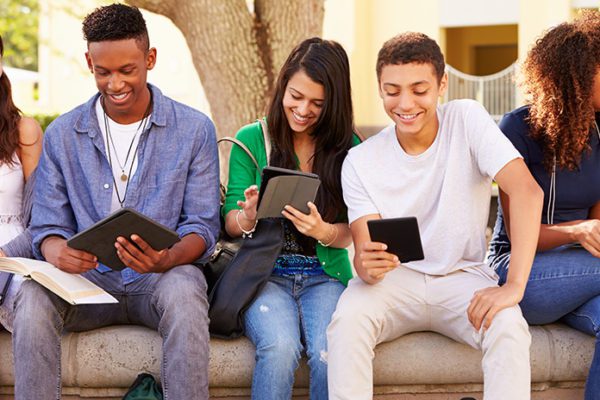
xmin=0 ymin=34 xmax=22 ymax=166
xmin=523 ymin=10 xmax=600 ymax=171
xmin=376 ymin=32 xmax=445 ymax=83
xmin=82 ymin=3 xmax=149 ymax=50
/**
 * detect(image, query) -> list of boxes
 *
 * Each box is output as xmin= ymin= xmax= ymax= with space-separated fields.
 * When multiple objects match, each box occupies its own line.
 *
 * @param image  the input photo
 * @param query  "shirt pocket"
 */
xmin=144 ymin=167 xmax=187 ymax=222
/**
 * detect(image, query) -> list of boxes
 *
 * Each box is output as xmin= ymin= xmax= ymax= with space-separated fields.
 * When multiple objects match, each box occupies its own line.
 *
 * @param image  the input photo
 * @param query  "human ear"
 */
xmin=85 ymin=52 xmax=93 ymax=74
xmin=146 ymin=47 xmax=157 ymax=71
xmin=438 ymin=72 xmax=448 ymax=97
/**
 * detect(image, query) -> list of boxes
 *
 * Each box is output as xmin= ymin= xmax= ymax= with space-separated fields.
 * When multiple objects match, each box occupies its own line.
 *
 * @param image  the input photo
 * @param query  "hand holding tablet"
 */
xmin=367 ymin=217 xmax=425 ymax=263
xmin=67 ymin=208 xmax=180 ymax=271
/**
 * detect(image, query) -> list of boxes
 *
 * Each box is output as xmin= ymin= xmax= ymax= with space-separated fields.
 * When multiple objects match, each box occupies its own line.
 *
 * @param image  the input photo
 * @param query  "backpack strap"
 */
xmin=217 ymin=137 xmax=259 ymax=169
xmin=257 ymin=118 xmax=271 ymax=165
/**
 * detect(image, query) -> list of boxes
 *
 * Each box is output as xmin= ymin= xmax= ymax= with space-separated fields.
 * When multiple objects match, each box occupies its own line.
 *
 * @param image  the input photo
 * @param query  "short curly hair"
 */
xmin=523 ymin=10 xmax=600 ymax=171
xmin=376 ymin=32 xmax=445 ymax=83
xmin=82 ymin=3 xmax=149 ymax=50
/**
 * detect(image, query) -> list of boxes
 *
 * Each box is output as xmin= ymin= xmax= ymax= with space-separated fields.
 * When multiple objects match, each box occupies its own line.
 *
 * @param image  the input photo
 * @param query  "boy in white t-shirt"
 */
xmin=327 ymin=32 xmax=543 ymax=400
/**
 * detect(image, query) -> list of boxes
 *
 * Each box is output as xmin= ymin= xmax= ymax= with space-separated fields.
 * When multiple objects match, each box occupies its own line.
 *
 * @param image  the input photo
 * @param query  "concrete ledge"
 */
xmin=0 ymin=323 xmax=593 ymax=399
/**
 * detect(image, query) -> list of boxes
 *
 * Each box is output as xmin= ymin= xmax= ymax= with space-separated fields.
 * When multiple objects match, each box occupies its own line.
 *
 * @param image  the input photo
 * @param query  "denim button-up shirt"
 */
xmin=30 ymin=84 xmax=220 ymax=284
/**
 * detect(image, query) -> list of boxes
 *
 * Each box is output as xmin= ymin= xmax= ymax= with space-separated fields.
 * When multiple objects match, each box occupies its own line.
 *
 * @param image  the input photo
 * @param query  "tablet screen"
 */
xmin=367 ymin=217 xmax=424 ymax=263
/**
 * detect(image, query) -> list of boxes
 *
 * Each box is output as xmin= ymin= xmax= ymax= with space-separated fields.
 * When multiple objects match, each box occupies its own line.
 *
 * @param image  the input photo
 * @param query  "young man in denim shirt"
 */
xmin=12 ymin=4 xmax=220 ymax=399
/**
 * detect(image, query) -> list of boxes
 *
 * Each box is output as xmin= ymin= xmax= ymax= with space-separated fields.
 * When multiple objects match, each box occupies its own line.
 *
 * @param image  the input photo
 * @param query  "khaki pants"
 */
xmin=327 ymin=265 xmax=531 ymax=400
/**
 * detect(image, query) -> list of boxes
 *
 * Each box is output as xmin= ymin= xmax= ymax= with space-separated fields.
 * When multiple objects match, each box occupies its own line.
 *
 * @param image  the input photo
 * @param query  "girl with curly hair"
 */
xmin=488 ymin=10 xmax=600 ymax=398
xmin=0 ymin=34 xmax=42 ymax=331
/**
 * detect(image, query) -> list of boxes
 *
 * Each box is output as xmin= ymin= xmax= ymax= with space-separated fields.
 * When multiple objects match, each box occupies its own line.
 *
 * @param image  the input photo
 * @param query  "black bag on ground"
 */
xmin=208 ymin=218 xmax=283 ymax=339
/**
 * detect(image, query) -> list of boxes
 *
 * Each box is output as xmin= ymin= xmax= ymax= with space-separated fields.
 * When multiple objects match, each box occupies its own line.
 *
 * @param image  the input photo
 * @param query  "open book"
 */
xmin=0 ymin=257 xmax=118 ymax=305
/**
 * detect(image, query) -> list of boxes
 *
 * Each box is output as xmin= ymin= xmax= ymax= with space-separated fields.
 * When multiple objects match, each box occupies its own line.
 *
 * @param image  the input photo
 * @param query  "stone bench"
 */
xmin=0 ymin=323 xmax=593 ymax=399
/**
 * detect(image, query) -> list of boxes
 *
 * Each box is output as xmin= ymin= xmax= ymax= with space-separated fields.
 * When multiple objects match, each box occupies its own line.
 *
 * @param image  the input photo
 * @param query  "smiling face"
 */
xmin=282 ymin=70 xmax=325 ymax=136
xmin=379 ymin=62 xmax=447 ymax=149
xmin=85 ymin=38 xmax=155 ymax=124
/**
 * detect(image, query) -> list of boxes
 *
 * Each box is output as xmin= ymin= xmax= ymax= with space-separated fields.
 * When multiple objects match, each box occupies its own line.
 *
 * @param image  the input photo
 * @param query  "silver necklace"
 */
xmin=101 ymin=95 xmax=152 ymax=207
xmin=102 ymin=97 xmax=151 ymax=182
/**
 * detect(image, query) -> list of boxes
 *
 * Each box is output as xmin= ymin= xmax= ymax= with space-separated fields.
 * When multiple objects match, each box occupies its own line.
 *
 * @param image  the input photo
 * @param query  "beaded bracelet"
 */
xmin=318 ymin=224 xmax=338 ymax=247
xmin=236 ymin=209 xmax=258 ymax=238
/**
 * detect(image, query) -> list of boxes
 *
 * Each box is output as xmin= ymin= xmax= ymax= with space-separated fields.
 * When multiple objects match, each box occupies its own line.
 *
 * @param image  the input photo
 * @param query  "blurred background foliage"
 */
xmin=0 ymin=0 xmax=39 ymax=70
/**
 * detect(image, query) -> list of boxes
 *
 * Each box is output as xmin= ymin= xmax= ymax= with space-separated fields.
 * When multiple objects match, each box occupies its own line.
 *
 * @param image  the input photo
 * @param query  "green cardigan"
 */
xmin=222 ymin=120 xmax=360 ymax=286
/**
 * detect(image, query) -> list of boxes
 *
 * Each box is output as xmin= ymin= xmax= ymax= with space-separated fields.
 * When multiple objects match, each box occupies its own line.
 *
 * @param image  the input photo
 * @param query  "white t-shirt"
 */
xmin=342 ymin=99 xmax=521 ymax=276
xmin=95 ymin=99 xmax=147 ymax=212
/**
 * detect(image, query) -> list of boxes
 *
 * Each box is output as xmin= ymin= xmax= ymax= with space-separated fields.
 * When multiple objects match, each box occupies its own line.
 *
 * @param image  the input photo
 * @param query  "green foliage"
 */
xmin=0 ymin=0 xmax=39 ymax=71
xmin=31 ymin=113 xmax=59 ymax=132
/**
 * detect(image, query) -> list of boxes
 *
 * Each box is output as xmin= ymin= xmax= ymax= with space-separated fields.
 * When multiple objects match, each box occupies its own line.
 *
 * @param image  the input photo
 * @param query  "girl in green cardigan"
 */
xmin=223 ymin=38 xmax=357 ymax=399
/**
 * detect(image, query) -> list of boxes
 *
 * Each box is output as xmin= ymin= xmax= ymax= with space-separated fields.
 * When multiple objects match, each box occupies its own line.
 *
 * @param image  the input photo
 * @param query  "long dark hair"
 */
xmin=523 ymin=10 xmax=600 ymax=171
xmin=267 ymin=38 xmax=354 ymax=222
xmin=0 ymin=35 xmax=22 ymax=166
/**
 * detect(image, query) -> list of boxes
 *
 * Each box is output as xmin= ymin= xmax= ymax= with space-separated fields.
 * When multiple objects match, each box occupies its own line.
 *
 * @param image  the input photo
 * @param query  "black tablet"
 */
xmin=67 ymin=208 xmax=181 ymax=271
xmin=367 ymin=217 xmax=425 ymax=263
xmin=256 ymin=166 xmax=320 ymax=218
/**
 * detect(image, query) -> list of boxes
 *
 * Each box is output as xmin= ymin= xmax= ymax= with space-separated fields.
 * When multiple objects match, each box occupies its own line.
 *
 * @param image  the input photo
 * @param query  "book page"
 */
xmin=0 ymin=257 xmax=117 ymax=305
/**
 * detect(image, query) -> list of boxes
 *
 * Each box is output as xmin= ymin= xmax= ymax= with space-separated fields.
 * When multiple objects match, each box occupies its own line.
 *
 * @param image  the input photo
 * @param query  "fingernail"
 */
xmin=393 ymin=256 xmax=398 ymax=262
xmin=382 ymin=244 xmax=387 ymax=250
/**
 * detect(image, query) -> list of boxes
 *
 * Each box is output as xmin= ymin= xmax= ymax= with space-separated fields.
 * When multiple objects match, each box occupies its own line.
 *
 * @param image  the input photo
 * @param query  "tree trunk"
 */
xmin=126 ymin=0 xmax=324 ymax=179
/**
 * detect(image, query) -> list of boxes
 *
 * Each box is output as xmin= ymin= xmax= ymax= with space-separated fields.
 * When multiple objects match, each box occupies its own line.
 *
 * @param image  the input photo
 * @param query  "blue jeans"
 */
xmin=244 ymin=273 xmax=344 ymax=400
xmin=495 ymin=246 xmax=600 ymax=400
xmin=12 ymin=264 xmax=210 ymax=400
xmin=0 ymin=274 xmax=23 ymax=332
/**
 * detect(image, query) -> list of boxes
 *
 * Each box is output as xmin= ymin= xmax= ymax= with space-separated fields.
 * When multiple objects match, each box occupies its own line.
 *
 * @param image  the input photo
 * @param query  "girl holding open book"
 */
xmin=0 ymin=34 xmax=42 ymax=331
xmin=222 ymin=38 xmax=359 ymax=399
xmin=488 ymin=11 xmax=600 ymax=399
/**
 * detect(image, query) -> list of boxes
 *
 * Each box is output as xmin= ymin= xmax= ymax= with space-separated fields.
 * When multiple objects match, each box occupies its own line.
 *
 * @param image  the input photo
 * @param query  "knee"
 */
xmin=13 ymin=281 xmax=61 ymax=335
xmin=155 ymin=265 xmax=208 ymax=315
xmin=485 ymin=307 xmax=531 ymax=346
xmin=306 ymin=344 xmax=329 ymax=373
xmin=255 ymin=335 xmax=302 ymax=369
xmin=327 ymin=291 xmax=380 ymax=341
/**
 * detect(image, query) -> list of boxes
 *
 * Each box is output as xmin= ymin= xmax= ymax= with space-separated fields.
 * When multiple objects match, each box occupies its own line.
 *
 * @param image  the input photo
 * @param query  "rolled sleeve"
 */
xmin=30 ymin=126 xmax=77 ymax=260
xmin=176 ymin=118 xmax=220 ymax=261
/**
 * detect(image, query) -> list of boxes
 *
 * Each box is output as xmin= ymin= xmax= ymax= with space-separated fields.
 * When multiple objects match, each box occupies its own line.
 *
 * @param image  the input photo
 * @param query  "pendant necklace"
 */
xmin=102 ymin=96 xmax=152 ymax=182
xmin=102 ymin=93 xmax=152 ymax=207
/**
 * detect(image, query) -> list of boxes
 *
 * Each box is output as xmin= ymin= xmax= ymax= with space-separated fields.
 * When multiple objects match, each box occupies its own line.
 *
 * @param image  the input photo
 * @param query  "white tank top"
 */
xmin=0 ymin=153 xmax=25 ymax=245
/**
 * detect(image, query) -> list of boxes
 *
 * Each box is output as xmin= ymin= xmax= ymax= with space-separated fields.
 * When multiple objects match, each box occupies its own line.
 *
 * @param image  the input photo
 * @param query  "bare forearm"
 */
xmin=224 ymin=209 xmax=256 ymax=238
xmin=163 ymin=233 xmax=206 ymax=269
xmin=506 ymin=188 xmax=543 ymax=290
xmin=316 ymin=222 xmax=352 ymax=248
xmin=538 ymin=221 xmax=584 ymax=251
xmin=353 ymin=252 xmax=379 ymax=284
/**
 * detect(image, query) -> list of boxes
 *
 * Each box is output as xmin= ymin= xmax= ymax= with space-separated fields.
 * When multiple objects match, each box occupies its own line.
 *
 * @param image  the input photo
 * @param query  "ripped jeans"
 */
xmin=494 ymin=246 xmax=600 ymax=400
xmin=244 ymin=272 xmax=344 ymax=400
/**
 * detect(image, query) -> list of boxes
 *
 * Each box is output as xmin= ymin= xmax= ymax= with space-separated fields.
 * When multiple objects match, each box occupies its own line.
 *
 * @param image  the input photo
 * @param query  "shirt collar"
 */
xmin=74 ymin=83 xmax=167 ymax=137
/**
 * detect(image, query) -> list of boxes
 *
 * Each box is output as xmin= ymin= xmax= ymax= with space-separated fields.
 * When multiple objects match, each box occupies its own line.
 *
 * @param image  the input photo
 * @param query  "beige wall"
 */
xmin=349 ymin=0 xmax=440 ymax=127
